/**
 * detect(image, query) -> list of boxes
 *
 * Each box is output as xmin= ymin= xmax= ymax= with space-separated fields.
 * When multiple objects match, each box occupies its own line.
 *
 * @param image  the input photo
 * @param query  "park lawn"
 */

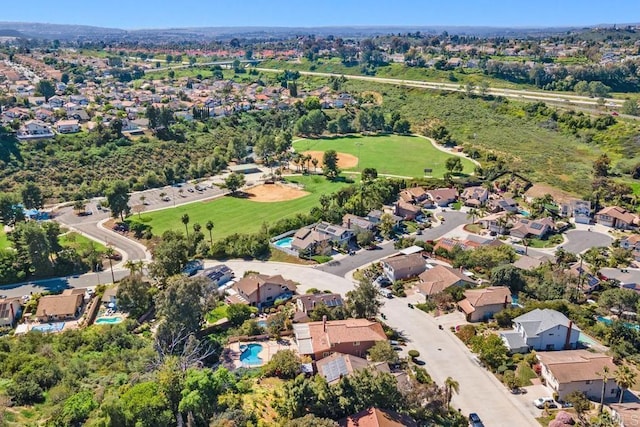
xmin=131 ymin=175 xmax=350 ymax=240
xmin=293 ymin=134 xmax=475 ymax=178
xmin=59 ymin=232 xmax=107 ymax=254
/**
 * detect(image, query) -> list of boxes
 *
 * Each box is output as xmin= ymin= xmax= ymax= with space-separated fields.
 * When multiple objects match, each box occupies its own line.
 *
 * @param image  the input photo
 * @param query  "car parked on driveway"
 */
xmin=533 ymin=397 xmax=557 ymax=409
xmin=469 ymin=413 xmax=484 ymax=427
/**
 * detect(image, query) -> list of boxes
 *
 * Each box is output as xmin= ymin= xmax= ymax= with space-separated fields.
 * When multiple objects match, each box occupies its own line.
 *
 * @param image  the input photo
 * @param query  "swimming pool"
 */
xmin=274 ymin=237 xmax=293 ymax=249
xmin=95 ymin=316 xmax=123 ymax=324
xmin=31 ymin=322 xmax=65 ymax=333
xmin=597 ymin=316 xmax=640 ymax=331
xmin=519 ymin=210 xmax=530 ymax=217
xmin=239 ymin=343 xmax=263 ymax=366
xmin=257 ymin=320 xmax=267 ymax=328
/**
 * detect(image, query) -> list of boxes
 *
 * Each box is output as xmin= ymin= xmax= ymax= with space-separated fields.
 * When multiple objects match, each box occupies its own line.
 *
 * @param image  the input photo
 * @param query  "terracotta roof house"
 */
xmin=393 ymin=200 xmax=422 ymax=220
xmin=610 ymin=402 xmax=640 ymax=427
xmin=0 ymin=298 xmax=21 ymax=327
xmin=35 ymin=294 xmax=83 ymax=322
xmin=291 ymin=226 xmax=332 ymax=257
xmin=500 ymin=309 xmax=580 ymax=354
xmin=458 ymin=286 xmax=512 ymax=322
xmin=339 ymin=407 xmax=418 ymax=427
xmin=426 ymin=188 xmax=459 ymax=207
xmin=537 ymin=350 xmax=618 ymax=401
xmin=416 ymin=265 xmax=477 ymax=296
xmin=227 ymin=274 xmax=296 ymax=310
xmin=487 ymin=197 xmax=518 ymax=213
xmin=509 ymin=217 xmax=555 ymax=239
xmin=316 ymin=352 xmax=390 ymax=385
xmin=461 ymin=186 xmax=489 ymax=206
xmin=381 ymin=253 xmax=426 ymax=282
xmin=433 ymin=237 xmax=481 ymax=253
xmin=293 ymin=318 xmax=387 ymax=360
xmin=478 ymin=211 xmax=509 ymax=234
xmin=596 ymin=206 xmax=638 ymax=230
xmin=55 ymin=119 xmax=80 ymax=134
xmin=295 ymin=293 xmax=344 ymax=314
xmin=399 ymin=187 xmax=428 ymax=204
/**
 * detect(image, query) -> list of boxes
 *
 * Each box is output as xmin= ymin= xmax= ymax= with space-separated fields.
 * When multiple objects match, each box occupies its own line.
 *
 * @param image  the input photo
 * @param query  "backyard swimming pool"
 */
xmin=274 ymin=237 xmax=293 ymax=249
xmin=95 ymin=317 xmax=123 ymax=324
xmin=239 ymin=343 xmax=263 ymax=366
xmin=31 ymin=322 xmax=65 ymax=333
xmin=597 ymin=315 xmax=640 ymax=331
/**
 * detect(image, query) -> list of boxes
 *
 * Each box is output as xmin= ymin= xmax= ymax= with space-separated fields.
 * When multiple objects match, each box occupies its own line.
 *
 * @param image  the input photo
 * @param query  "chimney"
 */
xmin=256 ymin=282 xmax=261 ymax=312
xmin=564 ymin=321 xmax=573 ymax=350
xmin=323 ymin=315 xmax=327 ymax=332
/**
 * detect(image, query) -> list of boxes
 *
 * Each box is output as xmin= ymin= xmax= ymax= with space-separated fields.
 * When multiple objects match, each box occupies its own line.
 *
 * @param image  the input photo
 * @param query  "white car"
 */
xmin=533 ymin=397 xmax=557 ymax=409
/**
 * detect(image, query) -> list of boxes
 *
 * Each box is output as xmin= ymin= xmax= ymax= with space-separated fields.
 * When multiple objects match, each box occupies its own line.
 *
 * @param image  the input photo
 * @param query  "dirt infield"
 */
xmin=245 ymin=183 xmax=310 ymax=202
xmin=301 ymin=151 xmax=359 ymax=169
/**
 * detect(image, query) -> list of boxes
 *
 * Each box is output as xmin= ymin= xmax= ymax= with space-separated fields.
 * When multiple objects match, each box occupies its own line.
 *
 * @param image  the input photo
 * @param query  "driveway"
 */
xmin=562 ymin=229 xmax=613 ymax=254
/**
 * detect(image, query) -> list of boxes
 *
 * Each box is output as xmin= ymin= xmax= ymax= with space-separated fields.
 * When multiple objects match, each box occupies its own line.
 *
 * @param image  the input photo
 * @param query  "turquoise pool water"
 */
xmin=239 ymin=343 xmax=263 ymax=365
xmin=257 ymin=320 xmax=267 ymax=328
xmin=31 ymin=322 xmax=65 ymax=333
xmin=519 ymin=210 xmax=530 ymax=217
xmin=597 ymin=316 xmax=640 ymax=331
xmin=95 ymin=317 xmax=123 ymax=324
xmin=274 ymin=237 xmax=293 ymax=249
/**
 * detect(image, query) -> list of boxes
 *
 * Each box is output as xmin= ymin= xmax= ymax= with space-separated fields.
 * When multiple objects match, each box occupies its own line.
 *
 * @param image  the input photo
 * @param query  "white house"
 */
xmin=55 ymin=119 xmax=80 ymax=134
xmin=500 ymin=308 xmax=581 ymax=353
xmin=18 ymin=120 xmax=54 ymax=140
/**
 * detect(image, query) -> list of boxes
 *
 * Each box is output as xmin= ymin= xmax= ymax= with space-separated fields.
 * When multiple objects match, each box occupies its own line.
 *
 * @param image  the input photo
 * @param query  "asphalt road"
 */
xmin=317 ymin=210 xmax=468 ymax=277
xmin=561 ymin=229 xmax=613 ymax=254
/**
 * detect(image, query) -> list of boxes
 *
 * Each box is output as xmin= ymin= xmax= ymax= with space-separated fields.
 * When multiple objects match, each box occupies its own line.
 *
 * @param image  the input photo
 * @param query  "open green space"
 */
xmin=293 ymin=134 xmax=475 ymax=178
xmin=130 ymin=175 xmax=350 ymax=240
xmin=59 ymin=232 xmax=107 ymax=253
xmin=206 ymin=302 xmax=228 ymax=324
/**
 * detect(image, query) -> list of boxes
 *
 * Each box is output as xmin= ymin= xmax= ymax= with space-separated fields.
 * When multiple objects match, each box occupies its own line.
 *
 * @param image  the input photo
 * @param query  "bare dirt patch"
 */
xmin=523 ymin=183 xmax=577 ymax=204
xmin=245 ymin=183 xmax=309 ymax=202
xmin=301 ymin=151 xmax=359 ymax=169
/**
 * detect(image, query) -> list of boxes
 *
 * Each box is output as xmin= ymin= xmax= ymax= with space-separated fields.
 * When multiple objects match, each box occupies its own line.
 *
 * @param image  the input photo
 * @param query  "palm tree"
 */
xmin=206 ymin=220 xmax=214 ymax=248
xmin=104 ymin=245 xmax=116 ymax=283
xmin=522 ymin=238 xmax=530 ymax=255
xmin=311 ymin=157 xmax=319 ymax=173
xmin=467 ymin=208 xmax=479 ymax=224
xmin=614 ymin=365 xmax=637 ymax=403
xmin=444 ymin=377 xmax=459 ymax=406
xmin=193 ymin=222 xmax=202 ymax=233
xmin=598 ymin=366 xmax=611 ymax=413
xmin=124 ymin=260 xmax=138 ymax=276
xmin=181 ymin=213 xmax=190 ymax=238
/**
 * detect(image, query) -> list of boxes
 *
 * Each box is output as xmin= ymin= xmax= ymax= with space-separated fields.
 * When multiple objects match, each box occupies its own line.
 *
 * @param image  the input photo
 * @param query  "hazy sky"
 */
xmin=2 ymin=0 xmax=639 ymax=29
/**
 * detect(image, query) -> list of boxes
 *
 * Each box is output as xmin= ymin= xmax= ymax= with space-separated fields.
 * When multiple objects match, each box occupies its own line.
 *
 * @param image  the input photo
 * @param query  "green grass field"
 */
xmin=130 ymin=175 xmax=349 ymax=240
xmin=59 ymin=232 xmax=107 ymax=254
xmin=293 ymin=134 xmax=475 ymax=178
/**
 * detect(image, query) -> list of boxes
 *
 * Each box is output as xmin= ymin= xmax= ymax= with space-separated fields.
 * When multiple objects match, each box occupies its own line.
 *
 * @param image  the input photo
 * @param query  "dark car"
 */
xmin=469 ymin=413 xmax=484 ymax=427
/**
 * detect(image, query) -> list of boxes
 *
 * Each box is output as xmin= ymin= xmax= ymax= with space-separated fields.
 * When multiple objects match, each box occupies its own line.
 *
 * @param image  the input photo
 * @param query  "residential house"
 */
xmin=0 ymin=298 xmax=21 ymax=327
xmin=315 ymin=222 xmax=355 ymax=246
xmin=565 ymin=262 xmax=601 ymax=293
xmin=509 ymin=217 xmax=555 ymax=239
xmin=513 ymin=255 xmax=547 ymax=271
xmin=295 ymin=293 xmax=344 ymax=315
xmin=487 ymin=197 xmax=519 ymax=213
xmin=500 ymin=308 xmax=581 ymax=353
xmin=381 ymin=253 xmax=426 ymax=282
xmin=35 ymin=294 xmax=83 ymax=322
xmin=102 ymin=286 xmax=118 ymax=308
xmin=596 ymin=206 xmax=638 ymax=230
xmin=293 ymin=318 xmax=387 ymax=360
xmin=416 ymin=264 xmax=477 ymax=296
xmin=609 ymin=402 xmax=640 ymax=427
xmin=55 ymin=119 xmax=80 ymax=134
xmin=227 ymin=274 xmax=296 ymax=310
xmin=399 ymin=187 xmax=428 ymax=204
xmin=200 ymin=264 xmax=234 ymax=288
xmin=17 ymin=119 xmax=54 ymax=140
xmin=316 ymin=352 xmax=390 ymax=385
xmin=433 ymin=237 xmax=481 ymax=253
xmin=479 ymin=211 xmax=509 ymax=234
xmin=339 ymin=407 xmax=418 ymax=427
xmin=620 ymin=235 xmax=640 ymax=251
xmin=394 ymin=200 xmax=422 ymax=220
xmin=537 ymin=350 xmax=618 ymax=401
xmin=458 ymin=286 xmax=512 ymax=322
xmin=342 ymin=214 xmax=376 ymax=232
xmin=426 ymin=188 xmax=459 ymax=207
xmin=560 ymin=200 xmax=592 ymax=224
xmin=366 ymin=210 xmax=402 ymax=227
xmin=291 ymin=226 xmax=332 ymax=257
xmin=460 ymin=186 xmax=489 ymax=207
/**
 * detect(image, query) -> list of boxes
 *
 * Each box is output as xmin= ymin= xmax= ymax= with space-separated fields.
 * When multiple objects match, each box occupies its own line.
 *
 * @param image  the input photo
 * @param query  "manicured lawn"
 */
xmin=130 ymin=175 xmax=350 ymax=240
xmin=293 ymin=134 xmax=475 ymax=178
xmin=59 ymin=232 xmax=107 ymax=253
xmin=206 ymin=303 xmax=228 ymax=324
xmin=526 ymin=234 xmax=564 ymax=248
xmin=515 ymin=361 xmax=538 ymax=386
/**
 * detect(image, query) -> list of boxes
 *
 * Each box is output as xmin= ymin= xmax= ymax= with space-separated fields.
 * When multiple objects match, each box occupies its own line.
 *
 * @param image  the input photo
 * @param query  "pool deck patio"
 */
xmin=224 ymin=338 xmax=297 ymax=369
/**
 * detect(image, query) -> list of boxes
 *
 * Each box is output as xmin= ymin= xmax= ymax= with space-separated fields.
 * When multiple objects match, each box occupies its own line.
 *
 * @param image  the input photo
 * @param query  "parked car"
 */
xmin=533 ymin=397 xmax=557 ymax=409
xmin=469 ymin=413 xmax=484 ymax=427
xmin=162 ymin=195 xmax=171 ymax=202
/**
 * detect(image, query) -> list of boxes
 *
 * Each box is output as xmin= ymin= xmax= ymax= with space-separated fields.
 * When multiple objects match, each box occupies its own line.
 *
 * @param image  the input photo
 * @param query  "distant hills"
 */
xmin=0 ymin=21 xmax=636 ymax=41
